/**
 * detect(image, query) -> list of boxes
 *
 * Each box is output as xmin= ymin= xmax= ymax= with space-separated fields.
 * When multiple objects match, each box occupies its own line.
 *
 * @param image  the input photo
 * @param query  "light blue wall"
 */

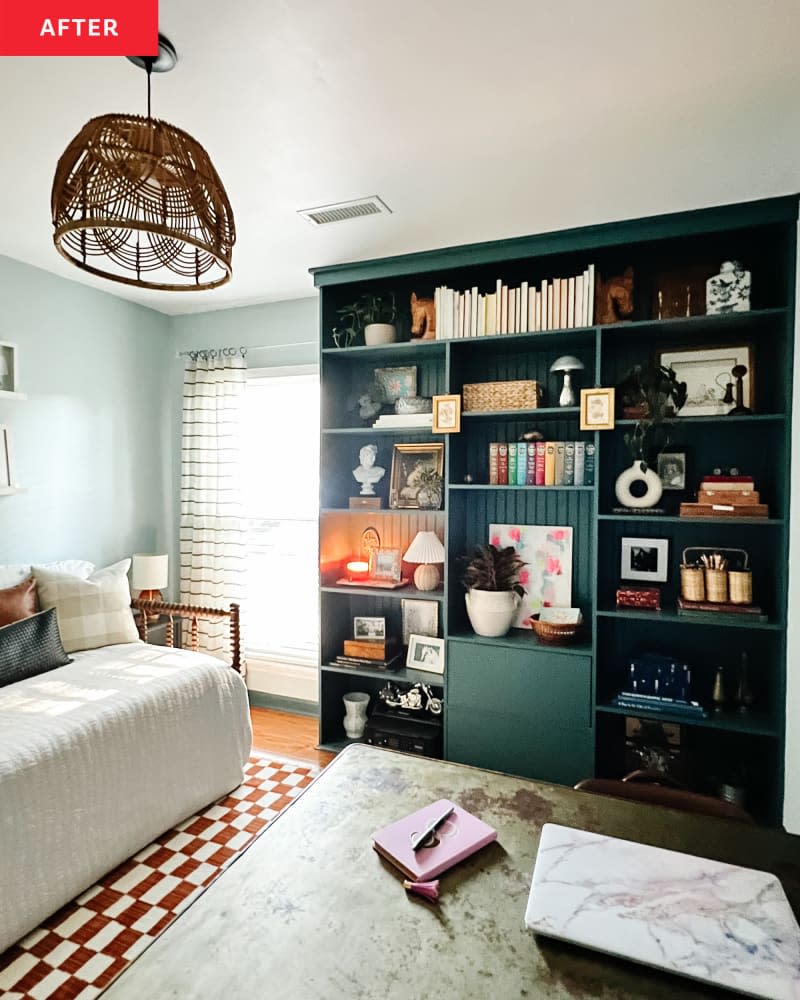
xmin=0 ymin=255 xmax=171 ymax=568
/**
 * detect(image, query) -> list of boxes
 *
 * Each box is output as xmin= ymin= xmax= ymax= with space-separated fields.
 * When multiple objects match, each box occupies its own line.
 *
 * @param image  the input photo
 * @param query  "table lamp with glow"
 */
xmin=131 ymin=553 xmax=168 ymax=620
xmin=403 ymin=531 xmax=446 ymax=592
xmin=549 ymin=355 xmax=585 ymax=407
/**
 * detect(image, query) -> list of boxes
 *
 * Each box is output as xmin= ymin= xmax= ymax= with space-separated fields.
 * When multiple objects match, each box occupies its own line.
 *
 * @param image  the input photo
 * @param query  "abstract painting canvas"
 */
xmin=489 ymin=524 xmax=573 ymax=628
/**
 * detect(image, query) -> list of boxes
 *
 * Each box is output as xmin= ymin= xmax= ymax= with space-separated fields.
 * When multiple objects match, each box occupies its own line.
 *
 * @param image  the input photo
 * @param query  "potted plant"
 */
xmin=337 ymin=292 xmax=397 ymax=346
xmin=614 ymin=363 xmax=687 ymax=509
xmin=461 ymin=544 xmax=526 ymax=637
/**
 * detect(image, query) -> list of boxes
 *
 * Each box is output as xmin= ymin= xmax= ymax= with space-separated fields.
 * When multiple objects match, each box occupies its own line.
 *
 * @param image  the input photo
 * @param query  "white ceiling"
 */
xmin=1 ymin=0 xmax=799 ymax=316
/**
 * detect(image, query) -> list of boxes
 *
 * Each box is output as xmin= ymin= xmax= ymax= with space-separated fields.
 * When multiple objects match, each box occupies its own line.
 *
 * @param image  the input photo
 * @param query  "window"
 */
xmin=243 ymin=366 xmax=319 ymax=661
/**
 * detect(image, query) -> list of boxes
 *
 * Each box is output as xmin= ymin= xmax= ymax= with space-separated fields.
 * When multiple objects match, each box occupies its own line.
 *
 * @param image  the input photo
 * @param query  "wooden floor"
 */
xmin=250 ymin=706 xmax=336 ymax=768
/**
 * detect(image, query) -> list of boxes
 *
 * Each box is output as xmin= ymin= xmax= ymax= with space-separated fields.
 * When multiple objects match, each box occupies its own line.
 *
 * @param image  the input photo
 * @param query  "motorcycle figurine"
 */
xmin=378 ymin=680 xmax=443 ymax=716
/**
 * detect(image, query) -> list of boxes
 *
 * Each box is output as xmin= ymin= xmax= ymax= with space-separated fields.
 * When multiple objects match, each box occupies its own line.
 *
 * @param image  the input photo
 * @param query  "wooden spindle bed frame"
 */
xmin=131 ymin=598 xmax=241 ymax=673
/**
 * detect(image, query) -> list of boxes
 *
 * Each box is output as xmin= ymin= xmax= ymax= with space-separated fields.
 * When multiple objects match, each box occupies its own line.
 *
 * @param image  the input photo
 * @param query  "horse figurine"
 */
xmin=410 ymin=292 xmax=436 ymax=340
xmin=595 ymin=266 xmax=634 ymax=324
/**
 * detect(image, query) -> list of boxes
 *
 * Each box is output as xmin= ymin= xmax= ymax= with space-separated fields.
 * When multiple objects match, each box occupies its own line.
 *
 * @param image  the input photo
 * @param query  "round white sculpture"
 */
xmin=615 ymin=460 xmax=664 ymax=509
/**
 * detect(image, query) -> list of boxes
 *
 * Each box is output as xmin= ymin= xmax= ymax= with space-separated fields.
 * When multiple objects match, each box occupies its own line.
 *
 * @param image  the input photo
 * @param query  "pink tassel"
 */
xmin=403 ymin=879 xmax=440 ymax=902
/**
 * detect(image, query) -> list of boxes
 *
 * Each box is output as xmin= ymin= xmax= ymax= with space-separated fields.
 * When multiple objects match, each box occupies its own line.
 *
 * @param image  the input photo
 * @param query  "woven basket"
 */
xmin=729 ymin=570 xmax=753 ymax=605
xmin=462 ymin=380 xmax=539 ymax=412
xmin=679 ymin=565 xmax=705 ymax=601
xmin=528 ymin=613 xmax=582 ymax=645
xmin=704 ymin=568 xmax=729 ymax=603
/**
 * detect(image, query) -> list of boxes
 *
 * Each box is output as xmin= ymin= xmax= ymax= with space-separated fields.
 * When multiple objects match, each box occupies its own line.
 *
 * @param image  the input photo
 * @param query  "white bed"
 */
xmin=0 ymin=640 xmax=251 ymax=954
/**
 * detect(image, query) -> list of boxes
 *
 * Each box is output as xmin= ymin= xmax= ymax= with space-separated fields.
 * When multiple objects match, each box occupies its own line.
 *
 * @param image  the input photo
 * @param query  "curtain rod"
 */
xmin=175 ymin=341 xmax=316 ymax=359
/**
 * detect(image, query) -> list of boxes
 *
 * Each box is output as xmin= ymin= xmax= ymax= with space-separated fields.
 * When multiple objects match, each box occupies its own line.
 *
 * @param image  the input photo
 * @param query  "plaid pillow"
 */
xmin=34 ymin=559 xmax=138 ymax=653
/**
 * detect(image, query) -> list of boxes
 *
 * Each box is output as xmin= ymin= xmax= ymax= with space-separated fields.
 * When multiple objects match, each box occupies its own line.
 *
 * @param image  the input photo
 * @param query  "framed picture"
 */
xmin=657 ymin=451 xmax=687 ymax=491
xmin=658 ymin=345 xmax=753 ymax=416
xmin=432 ymin=394 xmax=461 ymax=434
xmin=0 ymin=342 xmax=17 ymax=394
xmin=369 ymin=547 xmax=402 ymax=582
xmin=353 ymin=616 xmax=386 ymax=640
xmin=580 ymin=387 xmax=615 ymax=430
xmin=401 ymin=599 xmax=439 ymax=646
xmin=1 ymin=426 xmax=14 ymax=489
xmin=373 ymin=366 xmax=417 ymax=403
xmin=406 ymin=634 xmax=445 ymax=674
xmin=389 ymin=443 xmax=445 ymax=509
xmin=489 ymin=523 xmax=573 ymax=627
xmin=620 ymin=537 xmax=669 ymax=583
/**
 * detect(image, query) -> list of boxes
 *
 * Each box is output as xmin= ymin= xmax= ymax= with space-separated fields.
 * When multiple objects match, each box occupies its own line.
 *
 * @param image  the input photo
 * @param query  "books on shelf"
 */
xmin=372 ymin=413 xmax=433 ymax=428
xmin=430 ymin=263 xmax=596 ymax=339
xmin=334 ymin=653 xmax=403 ymax=671
xmin=488 ymin=440 xmax=594 ymax=485
xmin=372 ymin=798 xmax=497 ymax=881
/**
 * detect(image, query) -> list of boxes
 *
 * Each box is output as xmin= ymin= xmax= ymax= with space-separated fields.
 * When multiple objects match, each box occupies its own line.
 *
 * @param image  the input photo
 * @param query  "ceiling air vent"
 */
xmin=298 ymin=196 xmax=391 ymax=226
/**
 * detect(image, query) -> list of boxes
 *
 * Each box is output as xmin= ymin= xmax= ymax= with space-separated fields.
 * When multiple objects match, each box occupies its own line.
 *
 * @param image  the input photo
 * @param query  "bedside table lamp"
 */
xmin=550 ymin=355 xmax=585 ymax=407
xmin=403 ymin=531 xmax=445 ymax=592
xmin=131 ymin=553 xmax=168 ymax=621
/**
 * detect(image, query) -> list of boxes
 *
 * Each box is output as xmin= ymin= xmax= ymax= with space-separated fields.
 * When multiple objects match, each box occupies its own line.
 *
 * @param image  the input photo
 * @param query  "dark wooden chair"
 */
xmin=574 ymin=769 xmax=753 ymax=823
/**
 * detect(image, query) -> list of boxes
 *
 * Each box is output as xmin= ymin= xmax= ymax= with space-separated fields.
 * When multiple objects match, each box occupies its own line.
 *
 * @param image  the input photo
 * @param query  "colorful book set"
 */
xmin=489 ymin=440 xmax=595 ymax=486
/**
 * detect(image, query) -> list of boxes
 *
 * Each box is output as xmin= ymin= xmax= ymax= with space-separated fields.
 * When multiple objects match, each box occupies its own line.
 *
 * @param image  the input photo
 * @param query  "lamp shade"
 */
xmin=131 ymin=553 xmax=169 ymax=590
xmin=549 ymin=355 xmax=585 ymax=373
xmin=403 ymin=531 xmax=446 ymax=564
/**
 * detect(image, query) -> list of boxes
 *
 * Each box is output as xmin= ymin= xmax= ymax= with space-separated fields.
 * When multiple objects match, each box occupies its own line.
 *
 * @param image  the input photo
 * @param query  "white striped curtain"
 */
xmin=180 ymin=351 xmax=247 ymax=665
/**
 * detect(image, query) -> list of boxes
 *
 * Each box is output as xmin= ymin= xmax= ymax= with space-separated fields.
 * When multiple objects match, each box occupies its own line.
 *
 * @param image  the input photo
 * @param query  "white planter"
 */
xmin=615 ymin=460 xmax=664 ymax=509
xmin=364 ymin=323 xmax=397 ymax=346
xmin=465 ymin=588 xmax=521 ymax=637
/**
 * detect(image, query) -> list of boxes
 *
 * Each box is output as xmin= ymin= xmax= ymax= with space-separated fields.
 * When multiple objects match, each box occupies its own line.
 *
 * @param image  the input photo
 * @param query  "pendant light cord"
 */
xmin=144 ymin=56 xmax=153 ymax=118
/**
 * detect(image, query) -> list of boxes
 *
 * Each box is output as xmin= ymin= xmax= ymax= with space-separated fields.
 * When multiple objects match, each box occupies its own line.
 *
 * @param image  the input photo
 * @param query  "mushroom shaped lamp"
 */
xmin=403 ymin=531 xmax=446 ymax=592
xmin=550 ymin=355 xmax=586 ymax=407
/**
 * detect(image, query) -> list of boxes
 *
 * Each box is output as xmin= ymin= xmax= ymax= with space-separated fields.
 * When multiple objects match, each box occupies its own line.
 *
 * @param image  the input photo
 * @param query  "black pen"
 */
xmin=411 ymin=805 xmax=455 ymax=852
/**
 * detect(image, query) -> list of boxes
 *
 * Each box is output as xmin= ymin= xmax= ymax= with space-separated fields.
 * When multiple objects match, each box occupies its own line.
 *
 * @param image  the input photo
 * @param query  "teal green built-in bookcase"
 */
xmin=312 ymin=195 xmax=797 ymax=825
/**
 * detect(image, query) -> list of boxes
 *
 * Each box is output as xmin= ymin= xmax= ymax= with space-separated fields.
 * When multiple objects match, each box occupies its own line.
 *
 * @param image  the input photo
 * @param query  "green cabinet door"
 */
xmin=446 ymin=639 xmax=593 ymax=786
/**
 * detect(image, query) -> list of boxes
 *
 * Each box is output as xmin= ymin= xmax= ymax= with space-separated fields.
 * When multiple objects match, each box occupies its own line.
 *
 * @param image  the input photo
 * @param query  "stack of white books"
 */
xmin=372 ymin=412 xmax=433 ymax=429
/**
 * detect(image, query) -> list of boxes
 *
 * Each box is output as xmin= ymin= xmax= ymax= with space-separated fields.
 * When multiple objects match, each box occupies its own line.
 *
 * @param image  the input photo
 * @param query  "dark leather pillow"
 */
xmin=0 ymin=608 xmax=72 ymax=687
xmin=0 ymin=575 xmax=38 ymax=627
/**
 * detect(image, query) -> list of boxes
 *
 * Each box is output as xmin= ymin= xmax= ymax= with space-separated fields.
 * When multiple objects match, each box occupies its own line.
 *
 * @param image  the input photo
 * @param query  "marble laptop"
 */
xmin=525 ymin=823 xmax=800 ymax=1000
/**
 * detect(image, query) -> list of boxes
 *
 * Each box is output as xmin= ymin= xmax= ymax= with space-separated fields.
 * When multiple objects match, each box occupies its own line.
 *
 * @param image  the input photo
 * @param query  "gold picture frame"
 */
xmin=432 ymin=394 xmax=461 ymax=434
xmin=389 ymin=443 xmax=445 ymax=509
xmin=580 ymin=387 xmax=615 ymax=430
xmin=369 ymin=547 xmax=402 ymax=582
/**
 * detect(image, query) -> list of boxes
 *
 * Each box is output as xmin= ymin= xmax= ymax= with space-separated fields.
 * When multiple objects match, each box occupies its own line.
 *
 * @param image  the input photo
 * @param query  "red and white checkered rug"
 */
xmin=0 ymin=753 xmax=318 ymax=1000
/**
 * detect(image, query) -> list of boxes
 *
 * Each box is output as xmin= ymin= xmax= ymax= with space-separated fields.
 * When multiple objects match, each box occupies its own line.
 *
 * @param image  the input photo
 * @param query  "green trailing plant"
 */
xmin=616 ymin=362 xmax=687 ymax=467
xmin=336 ymin=291 xmax=396 ymax=338
xmin=461 ymin=544 xmax=526 ymax=597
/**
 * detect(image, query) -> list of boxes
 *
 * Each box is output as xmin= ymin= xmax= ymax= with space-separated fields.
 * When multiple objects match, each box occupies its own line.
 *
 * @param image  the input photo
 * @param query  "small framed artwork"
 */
xmin=1 ymin=426 xmax=14 ymax=489
xmin=620 ymin=537 xmax=669 ymax=583
xmin=657 ymin=451 xmax=687 ymax=491
xmin=658 ymin=345 xmax=753 ymax=416
xmin=373 ymin=366 xmax=417 ymax=403
xmin=0 ymin=342 xmax=17 ymax=394
xmin=432 ymin=394 xmax=461 ymax=434
xmin=389 ymin=443 xmax=445 ymax=509
xmin=580 ymin=387 xmax=615 ymax=430
xmin=353 ymin=616 xmax=386 ymax=640
xmin=401 ymin=599 xmax=439 ymax=646
xmin=369 ymin=547 xmax=402 ymax=582
xmin=406 ymin=634 xmax=445 ymax=674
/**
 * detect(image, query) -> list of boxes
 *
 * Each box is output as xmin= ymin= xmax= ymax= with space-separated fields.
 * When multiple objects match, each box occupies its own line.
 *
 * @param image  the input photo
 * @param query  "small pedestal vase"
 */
xmin=343 ymin=691 xmax=370 ymax=739
xmin=614 ymin=460 xmax=663 ymax=509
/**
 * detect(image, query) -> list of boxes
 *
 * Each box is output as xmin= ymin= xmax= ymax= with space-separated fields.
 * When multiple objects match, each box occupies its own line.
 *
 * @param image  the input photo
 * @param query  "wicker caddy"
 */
xmin=679 ymin=547 xmax=752 ymax=606
xmin=462 ymin=379 xmax=540 ymax=412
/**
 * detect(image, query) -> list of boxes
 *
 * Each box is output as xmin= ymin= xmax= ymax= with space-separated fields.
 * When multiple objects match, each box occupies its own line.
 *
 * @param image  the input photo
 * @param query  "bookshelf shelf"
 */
xmin=314 ymin=194 xmax=796 ymax=825
xmin=322 ymin=662 xmax=442 ymax=685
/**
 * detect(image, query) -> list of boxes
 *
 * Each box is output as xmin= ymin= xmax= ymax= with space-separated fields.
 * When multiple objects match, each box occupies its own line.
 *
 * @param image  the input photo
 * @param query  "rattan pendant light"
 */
xmin=51 ymin=35 xmax=235 ymax=291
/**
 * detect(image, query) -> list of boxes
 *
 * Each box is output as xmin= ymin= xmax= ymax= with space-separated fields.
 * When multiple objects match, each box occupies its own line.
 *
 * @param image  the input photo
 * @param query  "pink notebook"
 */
xmin=372 ymin=798 xmax=497 ymax=881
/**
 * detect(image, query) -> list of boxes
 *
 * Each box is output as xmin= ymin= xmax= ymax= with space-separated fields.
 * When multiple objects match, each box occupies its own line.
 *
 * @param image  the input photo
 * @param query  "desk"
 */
xmin=104 ymin=744 xmax=800 ymax=1000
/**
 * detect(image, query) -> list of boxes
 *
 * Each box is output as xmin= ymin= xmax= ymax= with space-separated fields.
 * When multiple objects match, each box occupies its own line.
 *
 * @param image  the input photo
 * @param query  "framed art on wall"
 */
xmin=489 ymin=523 xmax=573 ymax=628
xmin=0 ymin=342 xmax=17 ymax=394
xmin=432 ymin=394 xmax=461 ymax=433
xmin=658 ymin=345 xmax=753 ymax=416
xmin=580 ymin=387 xmax=615 ymax=430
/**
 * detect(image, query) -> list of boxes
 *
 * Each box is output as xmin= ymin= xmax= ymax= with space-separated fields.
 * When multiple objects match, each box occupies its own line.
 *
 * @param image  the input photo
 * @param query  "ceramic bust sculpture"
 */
xmin=353 ymin=443 xmax=385 ymax=496
xmin=706 ymin=261 xmax=751 ymax=314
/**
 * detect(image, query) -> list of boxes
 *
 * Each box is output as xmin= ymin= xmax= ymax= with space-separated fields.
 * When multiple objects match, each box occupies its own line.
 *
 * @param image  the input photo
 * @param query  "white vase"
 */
xmin=364 ymin=323 xmax=397 ymax=346
xmin=343 ymin=691 xmax=370 ymax=739
xmin=465 ymin=589 xmax=521 ymax=637
xmin=615 ymin=460 xmax=664 ymax=509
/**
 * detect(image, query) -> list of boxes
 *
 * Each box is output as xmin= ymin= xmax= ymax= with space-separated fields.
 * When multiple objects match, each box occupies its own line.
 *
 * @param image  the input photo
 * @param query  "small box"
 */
xmin=616 ymin=586 xmax=661 ymax=610
xmin=349 ymin=496 xmax=382 ymax=510
xmin=343 ymin=638 xmax=398 ymax=660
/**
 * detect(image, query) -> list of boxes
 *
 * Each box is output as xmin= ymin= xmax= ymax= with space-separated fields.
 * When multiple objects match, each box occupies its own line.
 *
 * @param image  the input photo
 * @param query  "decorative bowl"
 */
xmin=525 ymin=613 xmax=583 ymax=645
xmin=395 ymin=396 xmax=432 ymax=415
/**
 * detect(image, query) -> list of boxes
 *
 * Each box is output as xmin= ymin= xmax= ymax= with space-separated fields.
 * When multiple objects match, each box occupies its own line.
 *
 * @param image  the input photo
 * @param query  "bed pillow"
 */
xmin=34 ymin=559 xmax=138 ymax=653
xmin=0 ymin=560 xmax=95 ymax=590
xmin=0 ymin=608 xmax=72 ymax=687
xmin=0 ymin=575 xmax=38 ymax=627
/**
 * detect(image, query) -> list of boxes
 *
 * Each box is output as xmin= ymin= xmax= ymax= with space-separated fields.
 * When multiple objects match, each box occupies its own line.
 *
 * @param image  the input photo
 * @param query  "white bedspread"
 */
xmin=0 ymin=641 xmax=252 ymax=953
